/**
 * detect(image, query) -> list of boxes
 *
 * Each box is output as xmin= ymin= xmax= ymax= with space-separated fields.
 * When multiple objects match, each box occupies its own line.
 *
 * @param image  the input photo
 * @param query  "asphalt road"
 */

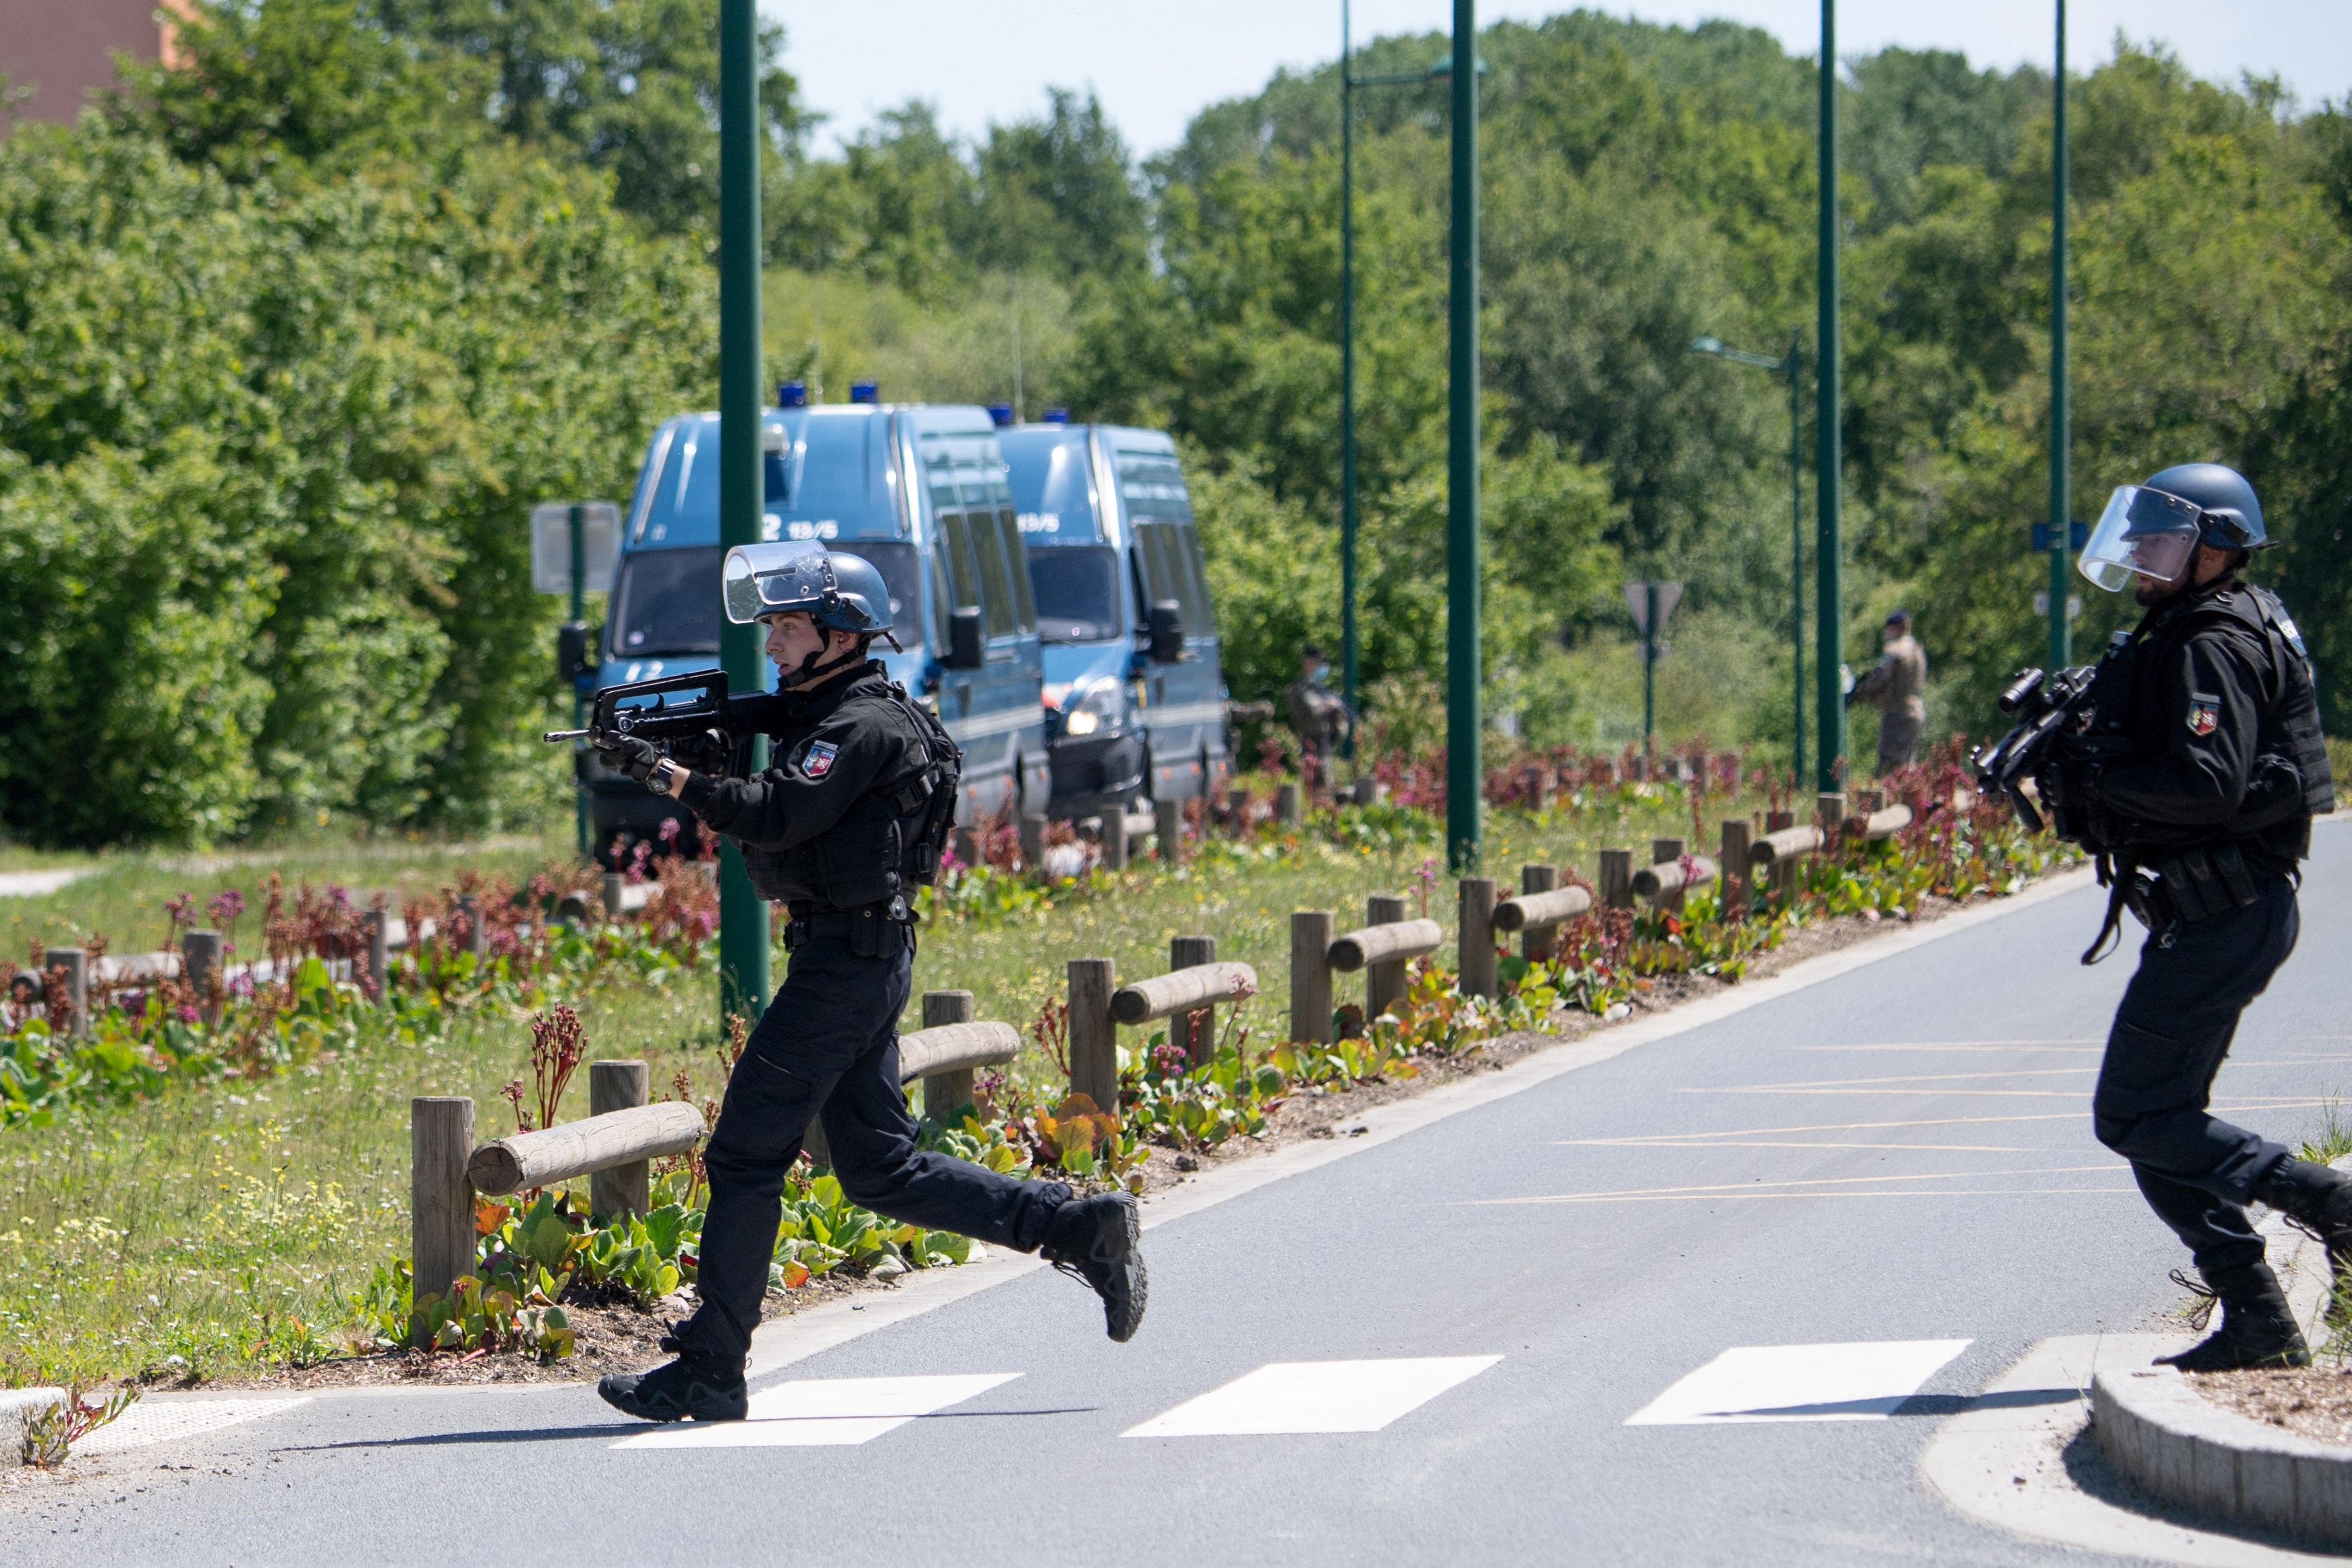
xmin=11 ymin=821 xmax=2352 ymax=1567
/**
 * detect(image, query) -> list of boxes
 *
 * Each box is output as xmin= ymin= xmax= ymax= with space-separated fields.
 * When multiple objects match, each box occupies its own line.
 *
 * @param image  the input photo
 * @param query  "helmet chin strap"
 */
xmin=791 ymin=634 xmax=867 ymax=686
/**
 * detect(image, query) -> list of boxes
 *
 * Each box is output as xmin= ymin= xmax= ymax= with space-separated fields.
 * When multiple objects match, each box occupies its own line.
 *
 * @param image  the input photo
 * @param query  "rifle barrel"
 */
xmin=544 ymin=728 xmax=591 ymax=742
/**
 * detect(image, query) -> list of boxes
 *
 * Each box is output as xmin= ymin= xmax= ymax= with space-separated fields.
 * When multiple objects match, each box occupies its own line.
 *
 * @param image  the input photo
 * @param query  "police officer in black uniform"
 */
xmin=2051 ymin=463 xmax=2335 ymax=1371
xmin=592 ymin=544 xmax=1146 ymax=1423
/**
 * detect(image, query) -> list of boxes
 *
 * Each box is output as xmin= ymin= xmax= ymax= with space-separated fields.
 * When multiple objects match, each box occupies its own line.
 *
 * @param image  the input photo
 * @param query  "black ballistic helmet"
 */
xmin=2140 ymin=463 xmax=2270 ymax=552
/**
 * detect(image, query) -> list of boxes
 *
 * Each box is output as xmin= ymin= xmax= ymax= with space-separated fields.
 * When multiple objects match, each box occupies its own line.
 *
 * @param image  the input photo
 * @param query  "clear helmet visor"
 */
xmin=2078 ymin=485 xmax=2201 ymax=592
xmin=722 ymin=540 xmax=831 ymax=624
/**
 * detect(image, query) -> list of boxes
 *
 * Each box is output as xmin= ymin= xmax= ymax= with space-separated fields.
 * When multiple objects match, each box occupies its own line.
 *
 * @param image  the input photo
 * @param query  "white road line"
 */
xmin=78 ymin=1397 xmax=311 ymax=1455
xmin=615 ymin=1373 xmax=1019 ymax=1450
xmin=1464 ymin=1164 xmax=2122 ymax=1206
xmin=1124 ymin=1357 xmax=1501 ymax=1438
xmin=1627 ymin=1341 xmax=1970 ymax=1426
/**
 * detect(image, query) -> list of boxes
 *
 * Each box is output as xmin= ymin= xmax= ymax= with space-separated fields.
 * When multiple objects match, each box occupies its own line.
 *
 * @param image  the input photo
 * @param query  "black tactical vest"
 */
xmin=736 ymin=678 xmax=936 ymax=911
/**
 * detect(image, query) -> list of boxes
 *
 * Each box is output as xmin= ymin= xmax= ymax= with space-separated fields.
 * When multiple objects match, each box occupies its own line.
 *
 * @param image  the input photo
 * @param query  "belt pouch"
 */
xmin=2212 ymin=842 xmax=2261 ymax=908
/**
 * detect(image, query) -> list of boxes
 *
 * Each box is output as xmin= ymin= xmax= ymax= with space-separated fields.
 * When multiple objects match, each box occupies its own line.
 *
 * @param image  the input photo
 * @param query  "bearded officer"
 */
xmin=592 ymin=544 xmax=1146 ymax=1423
xmin=2051 ymin=464 xmax=2335 ymax=1371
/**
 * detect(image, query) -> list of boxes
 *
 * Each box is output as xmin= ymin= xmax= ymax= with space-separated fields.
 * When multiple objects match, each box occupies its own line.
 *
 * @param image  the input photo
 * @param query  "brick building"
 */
xmin=1 ymin=0 xmax=195 ymax=126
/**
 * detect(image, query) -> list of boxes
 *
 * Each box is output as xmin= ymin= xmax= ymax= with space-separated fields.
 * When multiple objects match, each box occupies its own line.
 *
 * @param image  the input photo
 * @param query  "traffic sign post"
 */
xmin=531 ymin=500 xmax=620 ymax=859
xmin=1625 ymin=581 xmax=1683 ymax=762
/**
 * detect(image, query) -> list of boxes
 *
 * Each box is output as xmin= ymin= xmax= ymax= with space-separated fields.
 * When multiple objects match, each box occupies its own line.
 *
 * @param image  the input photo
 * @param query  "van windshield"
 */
xmin=1028 ymin=547 xmax=1121 ymax=644
xmin=612 ymin=547 xmax=721 ymax=656
xmin=829 ymin=542 xmax=921 ymax=642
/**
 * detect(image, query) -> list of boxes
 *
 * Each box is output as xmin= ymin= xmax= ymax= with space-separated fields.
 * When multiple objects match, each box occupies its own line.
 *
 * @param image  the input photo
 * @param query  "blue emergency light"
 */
xmin=1043 ymin=408 xmax=1070 ymax=424
xmin=987 ymin=403 xmax=1013 ymax=427
xmin=850 ymin=381 xmax=879 ymax=404
xmin=776 ymin=380 xmax=807 ymax=408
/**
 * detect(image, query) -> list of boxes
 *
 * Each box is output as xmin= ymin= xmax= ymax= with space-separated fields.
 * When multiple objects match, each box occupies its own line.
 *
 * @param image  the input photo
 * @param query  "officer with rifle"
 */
xmin=1981 ymin=464 xmax=2334 ymax=1371
xmin=578 ymin=543 xmax=1147 ymax=1423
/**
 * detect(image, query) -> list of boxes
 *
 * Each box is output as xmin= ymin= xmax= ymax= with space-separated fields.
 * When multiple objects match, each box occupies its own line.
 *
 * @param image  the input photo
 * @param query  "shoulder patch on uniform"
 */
xmin=2186 ymin=693 xmax=2220 ymax=737
xmin=801 ymin=739 xmax=840 ymax=778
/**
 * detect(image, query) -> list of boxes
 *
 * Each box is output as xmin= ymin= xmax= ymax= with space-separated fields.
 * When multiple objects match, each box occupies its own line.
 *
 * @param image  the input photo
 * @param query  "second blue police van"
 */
xmin=998 ymin=419 xmax=1228 ymax=820
xmin=580 ymin=393 xmax=1051 ymax=852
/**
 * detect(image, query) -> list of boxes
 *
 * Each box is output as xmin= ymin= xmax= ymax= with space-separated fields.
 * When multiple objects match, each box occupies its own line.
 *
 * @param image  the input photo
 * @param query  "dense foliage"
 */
xmin=2 ymin=2 xmax=2345 ymax=844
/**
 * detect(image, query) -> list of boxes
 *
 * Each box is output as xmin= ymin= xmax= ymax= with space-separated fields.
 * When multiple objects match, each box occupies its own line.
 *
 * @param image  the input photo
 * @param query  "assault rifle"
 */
xmin=1971 ymin=663 xmax=2099 ymax=833
xmin=544 ymin=671 xmax=777 ymax=779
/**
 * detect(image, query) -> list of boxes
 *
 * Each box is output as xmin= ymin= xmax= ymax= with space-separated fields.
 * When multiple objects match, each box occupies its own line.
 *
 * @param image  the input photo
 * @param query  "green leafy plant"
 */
xmin=19 ymin=1383 xmax=139 ymax=1467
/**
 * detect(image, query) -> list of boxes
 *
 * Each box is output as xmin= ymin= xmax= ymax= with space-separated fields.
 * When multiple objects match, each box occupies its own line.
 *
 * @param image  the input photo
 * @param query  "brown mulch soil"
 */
xmin=187 ymin=891 xmax=1982 ymax=1393
xmin=2192 ymin=1365 xmax=2352 ymax=1446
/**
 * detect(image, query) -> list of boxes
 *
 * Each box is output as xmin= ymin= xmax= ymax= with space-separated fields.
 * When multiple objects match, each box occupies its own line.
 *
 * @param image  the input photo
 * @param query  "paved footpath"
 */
xmin=9 ymin=823 xmax=2352 ymax=1567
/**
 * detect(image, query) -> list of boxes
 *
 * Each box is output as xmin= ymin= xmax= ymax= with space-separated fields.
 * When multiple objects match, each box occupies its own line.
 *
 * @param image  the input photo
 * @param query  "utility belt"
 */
xmin=781 ymin=896 xmax=913 ymax=958
xmin=2124 ymin=843 xmax=2277 ymax=932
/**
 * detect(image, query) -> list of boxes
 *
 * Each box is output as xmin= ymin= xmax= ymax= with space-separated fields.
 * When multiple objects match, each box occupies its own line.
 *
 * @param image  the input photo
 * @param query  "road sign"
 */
xmin=531 ymin=502 xmax=620 ymax=595
xmin=1623 ymin=581 xmax=1683 ymax=637
xmin=2032 ymin=591 xmax=2082 ymax=621
xmin=2030 ymin=521 xmax=2089 ymax=554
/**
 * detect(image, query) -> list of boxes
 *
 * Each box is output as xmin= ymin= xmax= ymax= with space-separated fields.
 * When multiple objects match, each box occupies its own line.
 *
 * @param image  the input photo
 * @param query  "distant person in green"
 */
xmin=1847 ymin=610 xmax=1928 ymax=774
xmin=1285 ymin=644 xmax=1352 ymax=794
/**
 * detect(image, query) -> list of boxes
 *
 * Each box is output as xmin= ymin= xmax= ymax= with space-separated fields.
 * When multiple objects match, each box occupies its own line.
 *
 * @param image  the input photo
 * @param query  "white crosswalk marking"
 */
xmin=1124 ymin=1357 xmax=1501 ymax=1438
xmin=615 ymin=1372 xmax=1019 ymax=1449
xmin=1626 ymin=1340 xmax=1972 ymax=1425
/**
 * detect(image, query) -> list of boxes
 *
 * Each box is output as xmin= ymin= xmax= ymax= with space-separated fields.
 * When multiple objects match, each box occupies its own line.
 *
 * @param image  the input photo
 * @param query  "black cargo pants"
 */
xmin=2092 ymin=870 xmax=2299 ymax=1273
xmin=677 ymin=932 xmax=1070 ymax=1363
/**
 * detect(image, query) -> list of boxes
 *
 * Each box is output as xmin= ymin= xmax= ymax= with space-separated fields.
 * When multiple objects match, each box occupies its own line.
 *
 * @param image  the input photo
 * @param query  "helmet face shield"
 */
xmin=2079 ymin=485 xmax=2200 ymax=592
xmin=723 ymin=541 xmax=831 ymax=624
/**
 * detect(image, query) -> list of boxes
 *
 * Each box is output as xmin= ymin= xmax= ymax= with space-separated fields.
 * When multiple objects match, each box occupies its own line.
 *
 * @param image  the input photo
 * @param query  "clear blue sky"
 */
xmin=767 ymin=2 xmax=2352 ymax=160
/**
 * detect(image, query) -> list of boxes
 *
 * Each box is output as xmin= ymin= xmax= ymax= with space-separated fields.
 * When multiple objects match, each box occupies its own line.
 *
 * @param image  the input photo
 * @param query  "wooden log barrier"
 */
xmin=1718 ymin=819 xmax=1753 ymax=916
xmin=466 ymin=1101 xmax=704 ymax=1197
xmin=898 ymin=1013 xmax=1014 ymax=1083
xmin=1362 ymin=894 xmax=1413 ymax=1021
xmin=411 ymin=1096 xmax=476 ymax=1303
xmin=1649 ymin=837 xmax=1688 ymax=913
xmin=1110 ymin=961 xmax=1259 ymax=1027
xmin=1857 ymin=804 xmax=1913 ymax=842
xmin=1067 ymin=958 xmax=1119 ymax=1111
xmin=1764 ymin=808 xmax=1798 ymax=901
xmin=1457 ymin=877 xmax=1498 ymax=998
xmin=588 ymin=1060 xmax=652 ymax=1220
xmin=1510 ymin=865 xmax=1562 ymax=963
xmin=1632 ymin=854 xmax=1720 ymax=903
xmin=1327 ymin=918 xmax=1446 ymax=973
xmin=1748 ymin=824 xmax=1827 ymax=866
xmin=1290 ymin=910 xmax=1336 ymax=1043
xmin=1493 ymin=882 xmax=1592 ymax=937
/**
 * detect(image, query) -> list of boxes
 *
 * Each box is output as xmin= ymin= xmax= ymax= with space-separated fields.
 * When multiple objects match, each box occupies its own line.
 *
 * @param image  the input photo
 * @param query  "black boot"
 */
xmin=598 ymin=1338 xmax=749 ymax=1423
xmin=1041 ymin=1191 xmax=1147 ymax=1342
xmin=2256 ymin=1157 xmax=2352 ymax=1270
xmin=2158 ymin=1262 xmax=2310 ymax=1372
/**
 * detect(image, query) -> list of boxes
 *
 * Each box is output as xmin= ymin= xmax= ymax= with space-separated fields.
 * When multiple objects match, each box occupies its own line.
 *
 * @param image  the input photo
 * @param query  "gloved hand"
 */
xmin=595 ymin=732 xmax=662 ymax=784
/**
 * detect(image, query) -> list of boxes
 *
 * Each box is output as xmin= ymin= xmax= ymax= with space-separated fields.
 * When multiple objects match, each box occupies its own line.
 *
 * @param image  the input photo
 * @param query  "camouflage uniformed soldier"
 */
xmin=1848 ymin=610 xmax=1928 ymax=773
xmin=1284 ymin=644 xmax=1352 ymax=793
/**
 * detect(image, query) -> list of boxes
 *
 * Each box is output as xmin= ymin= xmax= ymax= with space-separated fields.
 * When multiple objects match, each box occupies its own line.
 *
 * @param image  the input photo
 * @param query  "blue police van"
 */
xmin=580 ymin=391 xmax=1051 ymax=852
xmin=996 ymin=419 xmax=1228 ymax=820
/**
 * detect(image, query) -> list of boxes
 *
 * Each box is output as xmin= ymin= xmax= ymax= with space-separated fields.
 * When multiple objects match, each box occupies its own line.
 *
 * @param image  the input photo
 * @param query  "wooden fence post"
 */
xmin=1853 ymin=787 xmax=1882 ymax=816
xmin=1290 ymin=911 xmax=1335 ymax=1044
xmin=1155 ymin=798 xmax=1183 ymax=862
xmin=181 ymin=929 xmax=222 ymax=1024
xmin=411 ymin=1096 xmax=475 ymax=1303
xmin=1718 ymin=819 xmax=1752 ymax=919
xmin=603 ymin=873 xmax=627 ymax=919
xmin=1170 ymin=935 xmax=1218 ymax=1066
xmin=1226 ymin=786 xmax=1249 ymax=834
xmin=1650 ymin=838 xmax=1687 ymax=914
xmin=1019 ymin=813 xmax=1047 ymax=873
xmin=1100 ymin=812 xmax=1128 ymax=872
xmin=457 ymin=893 xmax=485 ymax=959
xmin=1766 ymin=809 xmax=1797 ymax=901
xmin=1818 ymin=793 xmax=1848 ymax=855
xmin=42 ymin=947 xmax=87 ymax=1038
xmin=920 ymin=990 xmax=978 ymax=1122
xmin=1598 ymin=849 xmax=1633 ymax=911
xmin=1067 ymin=958 xmax=1118 ymax=1111
xmin=1457 ymin=878 xmax=1498 ymax=998
xmin=1352 ymin=775 xmax=1383 ymax=807
xmin=1275 ymin=782 xmax=1301 ymax=827
xmin=588 ymin=1060 xmax=651 ymax=1220
xmin=1366 ymin=893 xmax=1409 ymax=1020
xmin=363 ymin=909 xmax=390 ymax=996
xmin=1520 ymin=865 xmax=1559 ymax=963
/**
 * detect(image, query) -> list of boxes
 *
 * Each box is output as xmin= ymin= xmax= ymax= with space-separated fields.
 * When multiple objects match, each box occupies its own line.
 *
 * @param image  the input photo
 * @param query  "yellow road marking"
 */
xmin=1551 ymin=1139 xmax=2034 ymax=1152
xmin=1467 ymin=1187 xmax=2140 ymax=1205
xmin=1559 ymin=1113 xmax=2089 ymax=1142
xmin=1463 ymin=1165 xmax=2121 ymax=1205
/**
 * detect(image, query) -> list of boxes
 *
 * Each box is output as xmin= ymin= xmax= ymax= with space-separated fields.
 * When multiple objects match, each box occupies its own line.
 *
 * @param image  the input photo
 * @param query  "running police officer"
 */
xmin=592 ymin=543 xmax=1146 ymax=1423
xmin=2049 ymin=464 xmax=2335 ymax=1371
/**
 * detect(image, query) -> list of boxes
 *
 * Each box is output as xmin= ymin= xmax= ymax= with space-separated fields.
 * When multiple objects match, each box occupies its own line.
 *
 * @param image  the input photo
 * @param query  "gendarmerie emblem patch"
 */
xmin=802 ymin=740 xmax=840 ymax=778
xmin=2186 ymin=695 xmax=2220 ymax=737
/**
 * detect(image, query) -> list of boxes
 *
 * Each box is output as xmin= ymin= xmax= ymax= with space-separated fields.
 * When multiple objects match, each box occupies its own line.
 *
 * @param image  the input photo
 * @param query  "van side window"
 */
xmin=922 ymin=429 xmax=1035 ymax=640
xmin=1119 ymin=449 xmax=1214 ymax=637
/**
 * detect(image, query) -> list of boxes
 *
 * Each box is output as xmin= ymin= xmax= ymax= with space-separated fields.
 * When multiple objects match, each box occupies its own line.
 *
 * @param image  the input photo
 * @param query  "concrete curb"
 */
xmin=2094 ymin=1362 xmax=2352 ymax=1549
xmin=0 ymin=1386 xmax=65 ymax=1454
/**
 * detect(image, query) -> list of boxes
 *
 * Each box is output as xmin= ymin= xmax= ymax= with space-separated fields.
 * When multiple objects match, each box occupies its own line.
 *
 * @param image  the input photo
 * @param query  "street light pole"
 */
xmin=1444 ymin=0 xmax=1480 ymax=872
xmin=2048 ymin=0 xmax=2072 ymax=673
xmin=1689 ymin=332 xmax=1806 ymax=788
xmin=1339 ymin=0 xmax=1358 ymax=733
xmin=1814 ymin=0 xmax=1845 ymax=793
xmin=717 ymin=0 xmax=770 ymax=1029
